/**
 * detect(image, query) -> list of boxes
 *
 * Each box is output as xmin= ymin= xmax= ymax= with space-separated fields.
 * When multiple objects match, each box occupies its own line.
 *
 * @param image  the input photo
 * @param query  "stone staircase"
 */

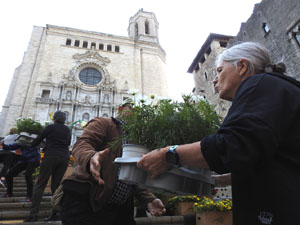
xmin=0 ymin=166 xmax=194 ymax=225
xmin=0 ymin=171 xmax=53 ymax=224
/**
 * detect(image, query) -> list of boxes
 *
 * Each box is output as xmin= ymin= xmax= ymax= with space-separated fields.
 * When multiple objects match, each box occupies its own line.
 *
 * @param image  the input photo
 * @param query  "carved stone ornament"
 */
xmin=73 ymin=50 xmax=111 ymax=65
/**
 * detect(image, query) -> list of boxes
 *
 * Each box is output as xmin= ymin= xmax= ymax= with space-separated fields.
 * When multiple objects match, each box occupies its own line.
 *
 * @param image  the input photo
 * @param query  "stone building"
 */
xmin=188 ymin=0 xmax=300 ymax=118
xmin=0 ymin=9 xmax=168 ymax=142
xmin=231 ymin=0 xmax=300 ymax=80
xmin=187 ymin=33 xmax=233 ymax=118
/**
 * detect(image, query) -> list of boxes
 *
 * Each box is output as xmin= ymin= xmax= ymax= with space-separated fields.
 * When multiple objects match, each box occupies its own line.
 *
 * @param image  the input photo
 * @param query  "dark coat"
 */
xmin=32 ymin=122 xmax=71 ymax=159
xmin=202 ymin=72 xmax=300 ymax=225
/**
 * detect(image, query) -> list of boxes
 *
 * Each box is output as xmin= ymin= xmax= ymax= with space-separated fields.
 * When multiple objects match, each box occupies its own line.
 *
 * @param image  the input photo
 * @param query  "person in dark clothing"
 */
xmin=138 ymin=42 xmax=300 ymax=225
xmin=0 ymin=128 xmax=21 ymax=187
xmin=61 ymin=102 xmax=166 ymax=225
xmin=0 ymin=142 xmax=40 ymax=201
xmin=25 ymin=111 xmax=71 ymax=222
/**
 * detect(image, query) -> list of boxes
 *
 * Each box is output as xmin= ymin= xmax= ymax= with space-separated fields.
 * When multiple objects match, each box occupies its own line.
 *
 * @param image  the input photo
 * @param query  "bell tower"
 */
xmin=128 ymin=8 xmax=160 ymax=43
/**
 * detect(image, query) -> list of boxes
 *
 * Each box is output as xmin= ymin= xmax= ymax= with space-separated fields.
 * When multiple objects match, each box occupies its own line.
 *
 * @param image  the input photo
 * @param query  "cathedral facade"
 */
xmin=0 ymin=9 xmax=168 ymax=142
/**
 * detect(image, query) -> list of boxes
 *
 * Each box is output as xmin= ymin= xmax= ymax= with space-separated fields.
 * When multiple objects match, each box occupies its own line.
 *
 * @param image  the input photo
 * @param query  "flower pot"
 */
xmin=174 ymin=202 xmax=195 ymax=216
xmin=114 ymin=157 xmax=147 ymax=184
xmin=144 ymin=167 xmax=213 ymax=196
xmin=15 ymin=132 xmax=45 ymax=148
xmin=196 ymin=211 xmax=232 ymax=225
xmin=122 ymin=144 xmax=150 ymax=158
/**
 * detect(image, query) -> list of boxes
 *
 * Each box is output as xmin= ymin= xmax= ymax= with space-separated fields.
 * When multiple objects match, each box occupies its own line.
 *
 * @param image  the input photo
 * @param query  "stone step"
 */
xmin=0 ymin=221 xmax=61 ymax=225
xmin=0 ymin=216 xmax=188 ymax=225
xmin=0 ymin=187 xmax=31 ymax=192
xmin=0 ymin=210 xmax=51 ymax=220
xmin=0 ymin=201 xmax=52 ymax=210
xmin=0 ymin=196 xmax=51 ymax=203
xmin=0 ymin=192 xmax=51 ymax=197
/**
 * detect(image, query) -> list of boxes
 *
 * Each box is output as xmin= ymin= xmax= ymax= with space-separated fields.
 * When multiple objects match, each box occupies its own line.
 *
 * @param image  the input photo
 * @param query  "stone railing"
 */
xmin=35 ymin=97 xmax=55 ymax=104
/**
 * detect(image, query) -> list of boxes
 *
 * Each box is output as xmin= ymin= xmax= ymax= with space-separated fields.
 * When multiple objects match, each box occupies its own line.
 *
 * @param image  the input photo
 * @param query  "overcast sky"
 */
xmin=0 ymin=0 xmax=261 ymax=110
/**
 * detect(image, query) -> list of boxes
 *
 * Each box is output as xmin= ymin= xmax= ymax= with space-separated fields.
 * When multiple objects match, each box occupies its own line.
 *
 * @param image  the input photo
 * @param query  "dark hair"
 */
xmin=53 ymin=111 xmax=66 ymax=123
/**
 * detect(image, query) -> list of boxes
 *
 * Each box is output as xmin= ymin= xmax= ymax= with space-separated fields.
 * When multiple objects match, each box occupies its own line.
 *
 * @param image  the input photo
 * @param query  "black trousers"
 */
xmin=6 ymin=161 xmax=39 ymax=197
xmin=30 ymin=155 xmax=68 ymax=215
xmin=0 ymin=152 xmax=20 ymax=178
xmin=61 ymin=180 xmax=136 ymax=225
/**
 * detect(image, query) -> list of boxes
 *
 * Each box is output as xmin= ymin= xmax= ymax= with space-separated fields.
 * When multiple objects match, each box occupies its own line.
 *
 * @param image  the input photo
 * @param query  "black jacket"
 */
xmin=32 ymin=122 xmax=71 ymax=159
xmin=202 ymin=73 xmax=300 ymax=225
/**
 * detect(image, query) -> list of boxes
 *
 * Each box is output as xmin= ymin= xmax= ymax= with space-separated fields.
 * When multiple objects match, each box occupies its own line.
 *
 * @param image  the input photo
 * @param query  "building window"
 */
xmin=115 ymin=46 xmax=120 ymax=52
xmin=262 ymin=23 xmax=270 ymax=34
xmin=107 ymin=45 xmax=112 ymax=51
xmin=135 ymin=23 xmax=138 ymax=36
xmin=83 ymin=41 xmax=88 ymax=48
xmin=79 ymin=68 xmax=102 ymax=85
xmin=99 ymin=43 xmax=104 ymax=50
xmin=91 ymin=42 xmax=96 ymax=49
xmin=219 ymin=41 xmax=227 ymax=47
xmin=205 ymin=46 xmax=211 ymax=56
xmin=41 ymin=90 xmax=50 ymax=98
xmin=102 ymin=113 xmax=108 ymax=117
xmin=200 ymin=56 xmax=205 ymax=63
xmin=66 ymin=39 xmax=71 ymax=45
xmin=75 ymin=40 xmax=80 ymax=47
xmin=295 ymin=33 xmax=300 ymax=47
xmin=145 ymin=20 xmax=150 ymax=34
xmin=204 ymin=72 xmax=208 ymax=81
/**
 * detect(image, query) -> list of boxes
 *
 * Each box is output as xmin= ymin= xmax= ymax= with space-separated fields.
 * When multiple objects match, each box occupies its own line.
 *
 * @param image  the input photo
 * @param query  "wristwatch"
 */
xmin=165 ymin=145 xmax=181 ymax=166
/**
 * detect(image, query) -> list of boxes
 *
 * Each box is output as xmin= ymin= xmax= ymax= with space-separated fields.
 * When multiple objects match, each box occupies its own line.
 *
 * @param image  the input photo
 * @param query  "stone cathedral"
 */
xmin=0 ymin=9 xmax=168 ymax=142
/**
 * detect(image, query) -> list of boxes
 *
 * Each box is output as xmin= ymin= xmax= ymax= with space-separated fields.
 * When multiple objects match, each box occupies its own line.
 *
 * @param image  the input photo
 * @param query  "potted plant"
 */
xmin=115 ymin=92 xmax=221 ymax=195
xmin=16 ymin=118 xmax=44 ymax=135
xmin=168 ymin=195 xmax=203 ymax=216
xmin=15 ymin=118 xmax=45 ymax=146
xmin=122 ymin=94 xmax=221 ymax=150
xmin=193 ymin=197 xmax=233 ymax=225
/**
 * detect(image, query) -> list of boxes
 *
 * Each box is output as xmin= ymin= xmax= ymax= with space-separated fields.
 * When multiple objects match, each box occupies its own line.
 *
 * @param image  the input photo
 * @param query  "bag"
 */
xmin=52 ymin=184 xmax=64 ymax=211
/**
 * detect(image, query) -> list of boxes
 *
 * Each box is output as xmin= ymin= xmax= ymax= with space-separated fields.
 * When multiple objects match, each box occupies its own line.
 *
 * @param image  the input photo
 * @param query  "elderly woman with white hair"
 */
xmin=138 ymin=42 xmax=300 ymax=225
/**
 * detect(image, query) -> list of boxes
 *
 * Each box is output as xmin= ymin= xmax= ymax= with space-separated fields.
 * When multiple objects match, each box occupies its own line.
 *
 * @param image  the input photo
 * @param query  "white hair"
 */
xmin=216 ymin=42 xmax=272 ymax=75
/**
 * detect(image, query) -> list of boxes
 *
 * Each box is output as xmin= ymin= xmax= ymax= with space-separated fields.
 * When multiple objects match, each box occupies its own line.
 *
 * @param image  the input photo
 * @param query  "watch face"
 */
xmin=166 ymin=150 xmax=177 ymax=165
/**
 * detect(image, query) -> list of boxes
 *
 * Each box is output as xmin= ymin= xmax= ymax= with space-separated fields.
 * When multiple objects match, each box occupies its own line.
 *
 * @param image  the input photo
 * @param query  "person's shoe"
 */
xmin=21 ymin=196 xmax=31 ymax=202
xmin=0 ymin=180 xmax=6 ymax=188
xmin=44 ymin=212 xmax=61 ymax=221
xmin=1 ymin=193 xmax=12 ymax=198
xmin=24 ymin=215 xmax=38 ymax=222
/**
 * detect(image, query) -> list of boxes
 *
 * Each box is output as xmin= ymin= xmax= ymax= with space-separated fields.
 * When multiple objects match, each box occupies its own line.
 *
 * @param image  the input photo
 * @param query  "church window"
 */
xmin=79 ymin=68 xmax=102 ymax=85
xmin=82 ymin=113 xmax=90 ymax=122
xmin=115 ymin=46 xmax=120 ymax=52
xmin=91 ymin=42 xmax=96 ymax=49
xmin=145 ymin=20 xmax=150 ymax=34
xmin=102 ymin=113 xmax=108 ymax=117
xmin=41 ymin=90 xmax=50 ymax=98
xmin=204 ymin=72 xmax=208 ymax=81
xmin=135 ymin=23 xmax=138 ymax=37
xmin=75 ymin=40 xmax=80 ymax=47
xmin=66 ymin=39 xmax=71 ymax=45
xmin=83 ymin=41 xmax=88 ymax=48
xmin=107 ymin=45 xmax=112 ymax=51
xmin=99 ymin=43 xmax=104 ymax=50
